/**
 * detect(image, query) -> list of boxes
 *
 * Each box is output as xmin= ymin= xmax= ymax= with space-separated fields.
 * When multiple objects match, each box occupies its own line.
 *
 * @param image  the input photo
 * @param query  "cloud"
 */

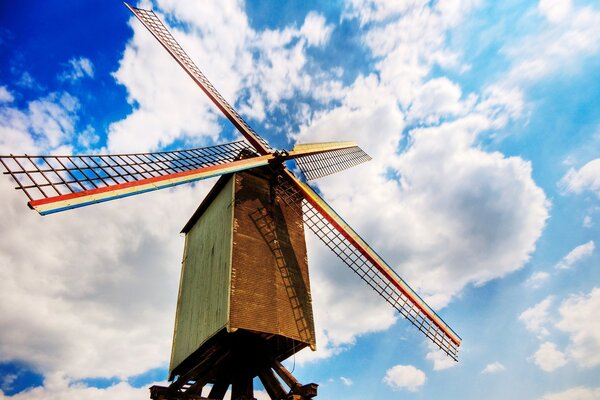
xmin=59 ymin=57 xmax=94 ymax=82
xmin=0 ymin=374 xmax=18 ymax=394
xmin=343 ymin=0 xmax=423 ymax=25
xmin=519 ymin=297 xmax=553 ymax=338
xmin=525 ymin=271 xmax=551 ymax=289
xmin=288 ymin=0 xmax=549 ymax=363
xmin=541 ymin=386 xmax=600 ymax=400
xmin=76 ymin=125 xmax=100 ymax=149
xmin=538 ymin=0 xmax=572 ymax=24
xmin=0 ymin=90 xmax=82 ymax=154
xmin=340 ymin=376 xmax=353 ymax=386
xmin=556 ymin=287 xmax=600 ymax=368
xmin=0 ymin=373 xmax=155 ymax=400
xmin=520 ymin=288 xmax=600 ymax=372
xmin=560 ymin=159 xmax=600 ymax=198
xmin=0 ymin=86 xmax=14 ymax=103
xmin=382 ymin=365 xmax=426 ymax=392
xmin=505 ymin=4 xmax=600 ymax=83
xmin=300 ymin=12 xmax=333 ymax=46
xmin=481 ymin=362 xmax=505 ymax=374
xmin=108 ymin=0 xmax=333 ymax=152
xmin=532 ymin=341 xmax=567 ymax=372
xmin=555 ymin=241 xmax=595 ymax=270
xmin=407 ymin=77 xmax=467 ymax=123
xmin=0 ymin=173 xmax=214 ymax=379
xmin=426 ymin=342 xmax=458 ymax=371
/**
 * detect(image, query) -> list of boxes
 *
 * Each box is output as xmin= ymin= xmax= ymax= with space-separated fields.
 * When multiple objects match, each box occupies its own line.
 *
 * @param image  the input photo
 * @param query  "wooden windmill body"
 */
xmin=0 ymin=4 xmax=462 ymax=400
xmin=167 ymin=169 xmax=317 ymax=398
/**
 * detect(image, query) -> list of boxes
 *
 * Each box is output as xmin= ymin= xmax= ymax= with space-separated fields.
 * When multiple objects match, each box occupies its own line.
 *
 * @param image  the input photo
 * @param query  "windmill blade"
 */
xmin=292 ymin=142 xmax=372 ymax=181
xmin=275 ymin=170 xmax=461 ymax=360
xmin=125 ymin=3 xmax=272 ymax=155
xmin=0 ymin=141 xmax=267 ymax=215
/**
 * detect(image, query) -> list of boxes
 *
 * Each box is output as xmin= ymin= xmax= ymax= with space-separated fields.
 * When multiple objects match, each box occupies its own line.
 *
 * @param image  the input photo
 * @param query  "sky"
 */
xmin=0 ymin=0 xmax=599 ymax=399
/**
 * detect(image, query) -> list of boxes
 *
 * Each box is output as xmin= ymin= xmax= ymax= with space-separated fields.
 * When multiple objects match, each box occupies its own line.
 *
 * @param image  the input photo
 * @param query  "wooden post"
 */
xmin=231 ymin=373 xmax=254 ymax=400
xmin=272 ymin=360 xmax=299 ymax=390
xmin=208 ymin=379 xmax=229 ymax=400
xmin=258 ymin=368 xmax=287 ymax=400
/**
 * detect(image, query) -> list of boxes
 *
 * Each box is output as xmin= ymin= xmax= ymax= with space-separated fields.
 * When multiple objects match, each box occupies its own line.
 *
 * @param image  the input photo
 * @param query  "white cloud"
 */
xmin=408 ymin=77 xmax=465 ymax=123
xmin=533 ymin=341 xmax=567 ymax=372
xmin=382 ymin=365 xmax=426 ymax=392
xmin=0 ymin=374 xmax=17 ymax=394
xmin=0 ymin=374 xmax=153 ymax=400
xmin=505 ymin=5 xmax=600 ymax=83
xmin=555 ymin=241 xmax=595 ymax=270
xmin=288 ymin=0 xmax=548 ymax=361
xmin=0 ymin=173 xmax=214 ymax=379
xmin=76 ymin=125 xmax=100 ymax=149
xmin=108 ymin=0 xmax=333 ymax=152
xmin=519 ymin=297 xmax=553 ymax=338
xmin=481 ymin=361 xmax=505 ymax=374
xmin=340 ymin=376 xmax=353 ymax=386
xmin=583 ymin=215 xmax=592 ymax=228
xmin=28 ymin=93 xmax=79 ymax=149
xmin=0 ymin=91 xmax=82 ymax=154
xmin=542 ymin=386 xmax=600 ymax=400
xmin=296 ymin=75 xmax=548 ymax=313
xmin=556 ymin=288 xmax=600 ymax=368
xmin=60 ymin=57 xmax=94 ymax=82
xmin=525 ymin=271 xmax=551 ymax=289
xmin=426 ymin=342 xmax=457 ymax=371
xmin=301 ymin=12 xmax=333 ymax=46
xmin=0 ymin=86 xmax=14 ymax=103
xmin=538 ymin=0 xmax=572 ymax=24
xmin=560 ymin=159 xmax=600 ymax=198
xmin=343 ymin=0 xmax=426 ymax=25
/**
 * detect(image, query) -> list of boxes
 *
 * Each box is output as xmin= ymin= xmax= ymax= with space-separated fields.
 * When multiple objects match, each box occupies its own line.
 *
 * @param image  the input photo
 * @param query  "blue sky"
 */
xmin=1 ymin=1 xmax=599 ymax=399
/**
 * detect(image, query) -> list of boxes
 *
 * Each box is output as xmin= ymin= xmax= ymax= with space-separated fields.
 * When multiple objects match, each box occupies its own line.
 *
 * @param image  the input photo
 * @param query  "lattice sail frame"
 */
xmin=125 ymin=4 xmax=272 ymax=155
xmin=275 ymin=174 xmax=461 ymax=360
xmin=294 ymin=143 xmax=372 ymax=181
xmin=0 ymin=141 xmax=251 ymax=202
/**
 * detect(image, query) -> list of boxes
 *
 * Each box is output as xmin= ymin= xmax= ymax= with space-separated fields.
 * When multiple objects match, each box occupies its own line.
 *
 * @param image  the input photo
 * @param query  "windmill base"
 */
xmin=151 ymin=330 xmax=317 ymax=400
xmin=149 ymin=373 xmax=317 ymax=400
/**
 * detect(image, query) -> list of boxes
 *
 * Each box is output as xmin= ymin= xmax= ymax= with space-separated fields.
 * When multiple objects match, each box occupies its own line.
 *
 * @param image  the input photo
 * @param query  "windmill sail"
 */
xmin=276 ymin=171 xmax=461 ymax=360
xmin=125 ymin=4 xmax=272 ymax=155
xmin=293 ymin=142 xmax=372 ymax=181
xmin=1 ymin=141 xmax=368 ymax=215
xmin=0 ymin=140 xmax=253 ymax=214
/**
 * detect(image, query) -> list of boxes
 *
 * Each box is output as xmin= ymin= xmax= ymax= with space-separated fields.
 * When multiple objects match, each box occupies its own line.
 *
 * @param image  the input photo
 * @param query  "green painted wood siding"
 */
xmin=169 ymin=176 xmax=234 ymax=373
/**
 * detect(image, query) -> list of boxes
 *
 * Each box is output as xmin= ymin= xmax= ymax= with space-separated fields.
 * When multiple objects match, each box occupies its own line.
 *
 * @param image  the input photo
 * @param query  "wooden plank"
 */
xmin=169 ymin=176 xmax=235 ymax=374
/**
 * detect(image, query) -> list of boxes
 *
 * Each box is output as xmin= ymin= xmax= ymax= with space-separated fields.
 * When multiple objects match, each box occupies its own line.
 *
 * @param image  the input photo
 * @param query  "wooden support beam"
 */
xmin=171 ymin=347 xmax=231 ymax=391
xmin=184 ymin=376 xmax=210 ymax=396
xmin=272 ymin=360 xmax=299 ymax=390
xmin=271 ymin=361 xmax=318 ymax=399
xmin=257 ymin=368 xmax=287 ymax=400
xmin=231 ymin=373 xmax=254 ymax=400
xmin=208 ymin=379 xmax=230 ymax=400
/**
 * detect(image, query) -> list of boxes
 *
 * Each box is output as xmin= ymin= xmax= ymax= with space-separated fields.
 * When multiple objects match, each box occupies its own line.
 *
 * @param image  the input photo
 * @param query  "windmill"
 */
xmin=0 ymin=4 xmax=461 ymax=400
